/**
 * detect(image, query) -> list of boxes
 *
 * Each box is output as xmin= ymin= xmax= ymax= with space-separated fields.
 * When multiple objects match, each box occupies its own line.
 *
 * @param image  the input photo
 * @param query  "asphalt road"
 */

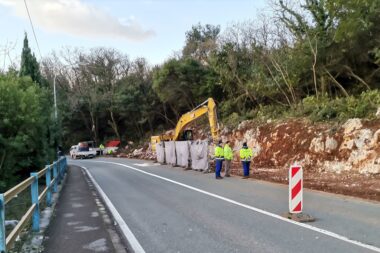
xmin=70 ymin=157 xmax=380 ymax=253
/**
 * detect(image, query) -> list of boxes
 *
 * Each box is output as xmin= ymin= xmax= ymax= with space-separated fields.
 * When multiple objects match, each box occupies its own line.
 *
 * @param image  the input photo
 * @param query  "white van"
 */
xmin=70 ymin=145 xmax=78 ymax=158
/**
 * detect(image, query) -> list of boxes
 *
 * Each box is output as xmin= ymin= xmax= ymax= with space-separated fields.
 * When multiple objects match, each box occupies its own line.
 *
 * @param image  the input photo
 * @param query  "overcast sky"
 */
xmin=0 ymin=0 xmax=267 ymax=68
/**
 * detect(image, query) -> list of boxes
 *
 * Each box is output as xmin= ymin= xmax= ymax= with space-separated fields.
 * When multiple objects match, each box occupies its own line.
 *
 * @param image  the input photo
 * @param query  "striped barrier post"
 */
xmin=289 ymin=165 xmax=303 ymax=213
xmin=283 ymin=164 xmax=314 ymax=222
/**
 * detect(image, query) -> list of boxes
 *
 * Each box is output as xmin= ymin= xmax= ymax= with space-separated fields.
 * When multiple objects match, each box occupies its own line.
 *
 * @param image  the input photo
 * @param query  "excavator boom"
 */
xmin=172 ymin=98 xmax=218 ymax=141
xmin=151 ymin=98 xmax=219 ymax=150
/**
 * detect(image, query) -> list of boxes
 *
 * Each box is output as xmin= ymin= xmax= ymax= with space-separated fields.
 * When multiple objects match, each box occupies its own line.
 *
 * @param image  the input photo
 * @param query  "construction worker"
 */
xmin=214 ymin=140 xmax=224 ymax=179
xmin=240 ymin=142 xmax=253 ymax=179
xmin=223 ymin=140 xmax=233 ymax=177
xmin=99 ymin=144 xmax=105 ymax=155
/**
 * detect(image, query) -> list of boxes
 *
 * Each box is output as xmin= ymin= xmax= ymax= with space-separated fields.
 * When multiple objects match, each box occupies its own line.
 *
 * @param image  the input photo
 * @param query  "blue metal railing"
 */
xmin=0 ymin=156 xmax=68 ymax=252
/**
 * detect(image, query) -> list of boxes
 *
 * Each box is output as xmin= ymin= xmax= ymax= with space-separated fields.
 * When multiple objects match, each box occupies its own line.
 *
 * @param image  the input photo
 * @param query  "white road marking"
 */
xmin=82 ymin=238 xmax=108 ymax=252
xmin=74 ymin=226 xmax=99 ymax=232
xmin=71 ymin=203 xmax=84 ymax=208
xmin=91 ymin=211 xmax=99 ymax=217
xmin=63 ymin=213 xmax=74 ymax=218
xmin=92 ymin=161 xmax=380 ymax=253
xmin=133 ymin=163 xmax=154 ymax=167
xmin=67 ymin=221 xmax=82 ymax=226
xmin=81 ymin=166 xmax=145 ymax=253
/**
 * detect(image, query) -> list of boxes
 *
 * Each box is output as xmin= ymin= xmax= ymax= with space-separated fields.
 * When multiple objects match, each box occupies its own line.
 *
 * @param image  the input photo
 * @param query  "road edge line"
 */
xmin=94 ymin=161 xmax=380 ymax=253
xmin=81 ymin=166 xmax=145 ymax=253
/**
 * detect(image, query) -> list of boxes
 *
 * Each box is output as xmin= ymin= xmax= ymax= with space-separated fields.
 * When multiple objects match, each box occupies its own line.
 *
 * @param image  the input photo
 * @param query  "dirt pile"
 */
xmin=224 ymin=118 xmax=380 ymax=201
xmin=117 ymin=144 xmax=156 ymax=160
xmin=123 ymin=118 xmax=380 ymax=201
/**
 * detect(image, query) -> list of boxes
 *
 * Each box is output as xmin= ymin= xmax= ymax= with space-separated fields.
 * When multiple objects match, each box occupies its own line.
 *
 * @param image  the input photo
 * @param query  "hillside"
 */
xmin=123 ymin=117 xmax=380 ymax=201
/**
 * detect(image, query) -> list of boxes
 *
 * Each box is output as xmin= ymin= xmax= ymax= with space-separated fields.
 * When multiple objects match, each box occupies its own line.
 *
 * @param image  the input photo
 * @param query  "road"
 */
xmin=70 ymin=157 xmax=380 ymax=253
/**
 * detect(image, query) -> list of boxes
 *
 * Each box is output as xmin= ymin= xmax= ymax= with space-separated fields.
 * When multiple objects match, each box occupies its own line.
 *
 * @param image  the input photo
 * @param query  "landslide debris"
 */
xmin=121 ymin=118 xmax=380 ymax=201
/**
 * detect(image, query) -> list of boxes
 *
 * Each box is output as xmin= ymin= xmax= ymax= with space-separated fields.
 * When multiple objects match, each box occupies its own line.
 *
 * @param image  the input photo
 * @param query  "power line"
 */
xmin=23 ymin=0 xmax=42 ymax=59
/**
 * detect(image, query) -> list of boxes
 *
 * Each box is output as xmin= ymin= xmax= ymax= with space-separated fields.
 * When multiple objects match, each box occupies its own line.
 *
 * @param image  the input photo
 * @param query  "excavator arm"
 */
xmin=151 ymin=98 xmax=219 ymax=151
xmin=172 ymin=98 xmax=219 ymax=142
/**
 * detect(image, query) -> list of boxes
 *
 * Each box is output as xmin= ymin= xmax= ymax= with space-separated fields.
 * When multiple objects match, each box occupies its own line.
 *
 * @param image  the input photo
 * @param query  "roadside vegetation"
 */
xmin=1 ymin=0 xmax=380 ymax=189
xmin=0 ymin=36 xmax=57 ymax=191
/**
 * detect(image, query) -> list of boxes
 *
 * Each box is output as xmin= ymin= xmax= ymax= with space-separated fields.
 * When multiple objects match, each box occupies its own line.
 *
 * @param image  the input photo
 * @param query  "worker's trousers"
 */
xmin=224 ymin=159 xmax=231 ymax=176
xmin=215 ymin=159 xmax=223 ymax=178
xmin=242 ymin=161 xmax=250 ymax=176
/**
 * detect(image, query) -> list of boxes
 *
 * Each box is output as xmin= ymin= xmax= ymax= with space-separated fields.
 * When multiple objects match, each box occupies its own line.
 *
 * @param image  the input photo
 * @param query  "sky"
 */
xmin=0 ymin=0 xmax=268 ymax=68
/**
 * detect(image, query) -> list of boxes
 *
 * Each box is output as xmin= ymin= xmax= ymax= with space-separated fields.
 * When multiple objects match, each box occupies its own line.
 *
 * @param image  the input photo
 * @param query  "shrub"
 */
xmin=223 ymin=112 xmax=241 ymax=127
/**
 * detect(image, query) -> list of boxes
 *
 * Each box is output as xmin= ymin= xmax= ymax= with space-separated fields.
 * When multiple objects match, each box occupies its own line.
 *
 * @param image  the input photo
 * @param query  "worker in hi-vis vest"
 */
xmin=214 ymin=140 xmax=224 ymax=179
xmin=223 ymin=140 xmax=233 ymax=177
xmin=240 ymin=142 xmax=253 ymax=179
xmin=99 ymin=144 xmax=105 ymax=155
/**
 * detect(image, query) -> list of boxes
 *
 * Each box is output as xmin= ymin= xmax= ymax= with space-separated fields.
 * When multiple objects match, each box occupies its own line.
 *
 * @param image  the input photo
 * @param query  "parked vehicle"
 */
xmin=70 ymin=142 xmax=97 ymax=159
xmin=87 ymin=141 xmax=101 ymax=155
xmin=69 ymin=145 xmax=78 ymax=158
xmin=104 ymin=140 xmax=120 ymax=155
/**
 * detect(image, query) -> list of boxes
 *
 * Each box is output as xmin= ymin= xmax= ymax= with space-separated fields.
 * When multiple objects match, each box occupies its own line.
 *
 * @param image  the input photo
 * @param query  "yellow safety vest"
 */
xmin=224 ymin=145 xmax=233 ymax=160
xmin=215 ymin=146 xmax=224 ymax=158
xmin=240 ymin=147 xmax=253 ymax=161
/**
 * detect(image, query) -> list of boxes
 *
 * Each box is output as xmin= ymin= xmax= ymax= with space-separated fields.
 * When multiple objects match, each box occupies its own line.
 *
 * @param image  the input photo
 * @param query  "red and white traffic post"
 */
xmin=284 ymin=164 xmax=314 ymax=222
xmin=289 ymin=165 xmax=303 ymax=213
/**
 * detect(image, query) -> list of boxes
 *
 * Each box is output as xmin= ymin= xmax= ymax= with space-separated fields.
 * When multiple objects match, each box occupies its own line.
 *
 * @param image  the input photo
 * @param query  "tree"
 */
xmin=33 ymin=0 xmax=380 ymax=149
xmin=275 ymin=0 xmax=380 ymax=97
xmin=19 ymin=33 xmax=43 ymax=86
xmin=0 ymin=73 xmax=50 ymax=191
xmin=46 ymin=48 xmax=165 ymax=144
xmin=153 ymin=57 xmax=218 ymax=119
xmin=182 ymin=23 xmax=220 ymax=64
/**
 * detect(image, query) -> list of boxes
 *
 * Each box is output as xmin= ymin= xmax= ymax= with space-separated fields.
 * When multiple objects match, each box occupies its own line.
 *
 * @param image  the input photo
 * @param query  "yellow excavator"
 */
xmin=151 ymin=98 xmax=219 ymax=151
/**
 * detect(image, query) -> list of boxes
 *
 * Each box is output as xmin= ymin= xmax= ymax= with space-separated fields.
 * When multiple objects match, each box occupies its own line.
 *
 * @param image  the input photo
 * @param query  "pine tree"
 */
xmin=20 ymin=32 xmax=42 ymax=85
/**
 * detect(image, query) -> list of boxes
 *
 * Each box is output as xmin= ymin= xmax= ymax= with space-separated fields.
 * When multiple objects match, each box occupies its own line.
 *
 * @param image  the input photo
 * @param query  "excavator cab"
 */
xmin=181 ymin=130 xmax=193 ymax=141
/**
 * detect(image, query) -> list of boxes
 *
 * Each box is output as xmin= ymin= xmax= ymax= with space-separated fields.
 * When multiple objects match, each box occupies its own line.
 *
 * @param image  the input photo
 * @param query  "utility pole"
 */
xmin=53 ymin=73 xmax=58 ymax=120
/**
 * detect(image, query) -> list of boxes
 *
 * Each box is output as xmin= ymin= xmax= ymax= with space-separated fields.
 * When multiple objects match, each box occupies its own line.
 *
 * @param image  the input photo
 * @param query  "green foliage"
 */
xmin=153 ymin=57 xmax=218 ymax=115
xmin=43 ymin=1 xmax=380 ymax=150
xmin=19 ymin=33 xmax=43 ymax=86
xmin=296 ymin=90 xmax=380 ymax=121
xmin=53 ymin=50 xmax=165 ymax=145
xmin=0 ymin=73 xmax=52 ymax=191
xmin=255 ymin=104 xmax=287 ymax=122
xmin=223 ymin=113 xmax=241 ymax=128
xmin=326 ymin=0 xmax=380 ymax=43
xmin=183 ymin=23 xmax=220 ymax=62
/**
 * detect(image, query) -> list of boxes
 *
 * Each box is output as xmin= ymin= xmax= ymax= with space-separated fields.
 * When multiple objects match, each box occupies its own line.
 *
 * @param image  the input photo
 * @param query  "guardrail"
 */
xmin=0 ymin=156 xmax=68 ymax=253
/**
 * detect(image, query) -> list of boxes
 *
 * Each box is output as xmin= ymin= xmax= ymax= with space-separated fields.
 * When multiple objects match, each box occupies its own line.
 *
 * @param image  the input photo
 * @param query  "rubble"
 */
xmin=237 ymin=120 xmax=252 ymax=130
xmin=359 ymin=164 xmax=380 ymax=174
xmin=132 ymin=148 xmax=144 ymax=156
xmin=323 ymin=161 xmax=348 ymax=173
xmin=121 ymin=117 xmax=380 ymax=201
xmin=325 ymin=136 xmax=338 ymax=153
xmin=309 ymin=136 xmax=325 ymax=153
xmin=376 ymin=107 xmax=380 ymax=118
xmin=342 ymin=118 xmax=363 ymax=135
xmin=340 ymin=138 xmax=355 ymax=150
